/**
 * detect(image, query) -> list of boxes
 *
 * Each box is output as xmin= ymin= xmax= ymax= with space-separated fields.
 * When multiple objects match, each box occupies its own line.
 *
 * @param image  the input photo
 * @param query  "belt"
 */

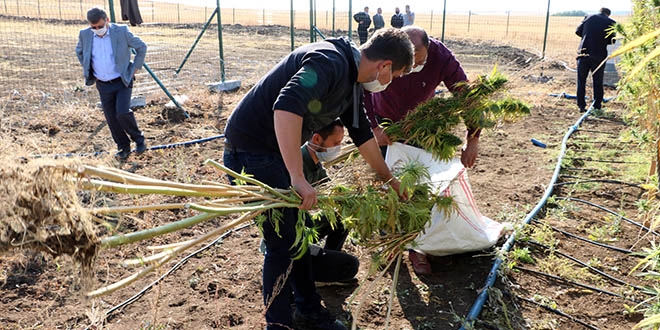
xmin=98 ymin=77 xmax=122 ymax=84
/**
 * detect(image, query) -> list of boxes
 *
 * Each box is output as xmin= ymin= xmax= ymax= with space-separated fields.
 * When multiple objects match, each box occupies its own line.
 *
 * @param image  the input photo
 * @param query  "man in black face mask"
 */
xmin=391 ymin=7 xmax=404 ymax=28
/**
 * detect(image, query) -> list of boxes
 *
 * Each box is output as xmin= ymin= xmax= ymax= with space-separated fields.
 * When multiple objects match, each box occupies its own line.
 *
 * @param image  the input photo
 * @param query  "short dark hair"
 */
xmin=361 ymin=28 xmax=414 ymax=72
xmin=315 ymin=119 xmax=344 ymax=139
xmin=600 ymin=7 xmax=611 ymax=16
xmin=87 ymin=7 xmax=107 ymax=23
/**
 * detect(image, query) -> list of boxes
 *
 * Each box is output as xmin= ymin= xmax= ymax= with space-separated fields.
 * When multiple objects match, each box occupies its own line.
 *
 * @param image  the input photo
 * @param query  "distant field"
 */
xmin=1 ymin=0 xmax=627 ymax=62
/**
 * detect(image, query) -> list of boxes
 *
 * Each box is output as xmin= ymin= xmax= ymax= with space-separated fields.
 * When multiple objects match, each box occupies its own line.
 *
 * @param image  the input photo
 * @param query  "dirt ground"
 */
xmin=0 ymin=22 xmax=647 ymax=330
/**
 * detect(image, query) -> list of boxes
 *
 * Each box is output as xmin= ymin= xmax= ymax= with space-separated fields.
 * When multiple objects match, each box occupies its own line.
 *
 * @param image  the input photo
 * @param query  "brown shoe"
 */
xmin=408 ymin=250 xmax=432 ymax=275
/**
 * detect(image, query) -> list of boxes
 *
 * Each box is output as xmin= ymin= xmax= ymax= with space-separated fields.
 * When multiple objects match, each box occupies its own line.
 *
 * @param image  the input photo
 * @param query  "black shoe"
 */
xmin=579 ymin=107 xmax=586 ymax=113
xmin=135 ymin=142 xmax=147 ymax=154
xmin=293 ymin=306 xmax=347 ymax=330
xmin=115 ymin=149 xmax=131 ymax=160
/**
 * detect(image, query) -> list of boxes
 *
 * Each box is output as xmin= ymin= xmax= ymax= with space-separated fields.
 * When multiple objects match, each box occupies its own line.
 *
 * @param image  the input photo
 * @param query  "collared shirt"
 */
xmin=224 ymin=37 xmax=373 ymax=155
xmin=373 ymin=14 xmax=385 ymax=29
xmin=403 ymin=11 xmax=415 ymax=26
xmin=365 ymin=38 xmax=467 ymax=127
xmin=91 ymin=27 xmax=121 ymax=82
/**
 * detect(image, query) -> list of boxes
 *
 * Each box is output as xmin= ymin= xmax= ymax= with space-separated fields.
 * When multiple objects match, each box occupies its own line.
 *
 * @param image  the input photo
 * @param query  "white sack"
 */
xmin=385 ymin=142 xmax=506 ymax=256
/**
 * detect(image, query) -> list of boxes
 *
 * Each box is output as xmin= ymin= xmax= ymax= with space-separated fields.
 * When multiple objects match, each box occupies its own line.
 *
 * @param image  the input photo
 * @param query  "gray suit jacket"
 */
xmin=75 ymin=23 xmax=147 ymax=87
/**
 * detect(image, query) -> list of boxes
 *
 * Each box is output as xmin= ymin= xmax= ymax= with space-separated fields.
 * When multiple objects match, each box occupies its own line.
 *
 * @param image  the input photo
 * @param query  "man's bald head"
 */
xmin=401 ymin=26 xmax=429 ymax=50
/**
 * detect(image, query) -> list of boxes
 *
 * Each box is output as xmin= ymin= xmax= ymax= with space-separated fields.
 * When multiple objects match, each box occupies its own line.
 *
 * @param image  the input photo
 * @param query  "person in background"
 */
xmin=403 ymin=5 xmax=415 ymax=26
xmin=391 ymin=7 xmax=404 ymax=28
xmin=364 ymin=26 xmax=479 ymax=275
xmin=372 ymin=8 xmax=385 ymax=31
xmin=76 ymin=7 xmax=147 ymax=160
xmin=302 ymin=119 xmax=359 ymax=287
xmin=575 ymin=7 xmax=616 ymax=112
xmin=353 ymin=6 xmax=372 ymax=44
xmin=222 ymin=28 xmax=413 ymax=330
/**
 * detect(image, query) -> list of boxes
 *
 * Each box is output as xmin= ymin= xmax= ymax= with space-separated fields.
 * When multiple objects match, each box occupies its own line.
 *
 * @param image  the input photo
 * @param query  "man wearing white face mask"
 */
xmin=364 ymin=26 xmax=481 ymax=275
xmin=76 ymin=7 xmax=147 ymax=160
xmin=223 ymin=28 xmax=413 ymax=330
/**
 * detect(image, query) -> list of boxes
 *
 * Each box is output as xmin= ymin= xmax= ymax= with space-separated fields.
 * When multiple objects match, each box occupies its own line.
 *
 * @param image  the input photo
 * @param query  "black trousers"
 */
xmin=576 ymin=55 xmax=606 ymax=110
xmin=96 ymin=78 xmax=144 ymax=151
xmin=358 ymin=28 xmax=368 ymax=44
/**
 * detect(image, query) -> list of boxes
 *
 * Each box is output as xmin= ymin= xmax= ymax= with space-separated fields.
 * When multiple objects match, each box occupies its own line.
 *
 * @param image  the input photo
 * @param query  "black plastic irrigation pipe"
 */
xmin=97 ymin=222 xmax=254 ymax=325
xmin=554 ymin=179 xmax=642 ymax=190
xmin=30 ymin=134 xmax=225 ymax=159
xmin=516 ymin=295 xmax=600 ymax=330
xmin=526 ymin=240 xmax=649 ymax=293
xmin=531 ymin=219 xmax=632 ymax=254
xmin=514 ymin=266 xmax=639 ymax=304
xmin=556 ymin=196 xmax=660 ymax=237
xmin=459 ymin=105 xmax=596 ymax=329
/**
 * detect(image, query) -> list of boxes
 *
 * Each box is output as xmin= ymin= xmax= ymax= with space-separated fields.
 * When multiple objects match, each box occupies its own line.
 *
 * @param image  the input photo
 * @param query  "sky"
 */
xmin=154 ymin=0 xmax=633 ymax=15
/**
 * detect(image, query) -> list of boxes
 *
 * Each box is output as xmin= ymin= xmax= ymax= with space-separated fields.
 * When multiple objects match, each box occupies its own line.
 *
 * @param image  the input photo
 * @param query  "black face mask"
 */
xmin=395 ymin=11 xmax=400 ymax=14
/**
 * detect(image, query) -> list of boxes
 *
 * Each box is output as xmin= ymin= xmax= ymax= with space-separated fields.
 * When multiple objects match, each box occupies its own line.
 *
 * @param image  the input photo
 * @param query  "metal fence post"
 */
xmin=542 ymin=0 xmax=551 ymax=58
xmin=467 ymin=10 xmax=471 ymax=33
xmin=441 ymin=0 xmax=447 ymax=43
xmin=151 ymin=0 xmax=154 ymax=22
xmin=332 ymin=0 xmax=335 ymax=36
xmin=79 ymin=0 xmax=83 ymax=19
xmin=348 ymin=0 xmax=352 ymax=40
xmin=430 ymin=10 xmax=433 ymax=34
xmin=263 ymin=8 xmax=265 ymax=25
xmin=15 ymin=0 xmax=17 ymax=16
xmin=290 ymin=0 xmax=294 ymax=50
xmin=309 ymin=0 xmax=314 ymax=42
xmin=216 ymin=0 xmax=225 ymax=82
xmin=4 ymin=0 xmax=7 ymax=15
xmin=108 ymin=0 xmax=116 ymax=22
xmin=58 ymin=0 xmax=62 ymax=19
xmin=177 ymin=3 xmax=180 ymax=23
xmin=37 ymin=0 xmax=40 ymax=18
xmin=506 ymin=11 xmax=510 ymax=37
xmin=232 ymin=8 xmax=235 ymax=24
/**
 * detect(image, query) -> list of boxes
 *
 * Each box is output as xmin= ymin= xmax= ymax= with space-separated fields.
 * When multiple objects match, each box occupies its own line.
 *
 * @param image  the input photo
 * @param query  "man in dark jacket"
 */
xmin=223 ymin=28 xmax=413 ymax=330
xmin=373 ymin=8 xmax=385 ymax=31
xmin=576 ymin=7 xmax=616 ymax=111
xmin=391 ymin=7 xmax=404 ymax=28
xmin=353 ymin=7 xmax=371 ymax=44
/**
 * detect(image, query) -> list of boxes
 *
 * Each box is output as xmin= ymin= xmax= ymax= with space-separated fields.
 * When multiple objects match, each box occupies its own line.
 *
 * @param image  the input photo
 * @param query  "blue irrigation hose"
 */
xmin=459 ymin=104 xmax=595 ymax=330
xmin=30 ymin=134 xmax=225 ymax=159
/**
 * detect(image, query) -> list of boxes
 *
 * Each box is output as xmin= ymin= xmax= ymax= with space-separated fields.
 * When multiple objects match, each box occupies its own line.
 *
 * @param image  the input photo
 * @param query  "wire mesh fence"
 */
xmin=0 ymin=0 xmax=627 ymax=111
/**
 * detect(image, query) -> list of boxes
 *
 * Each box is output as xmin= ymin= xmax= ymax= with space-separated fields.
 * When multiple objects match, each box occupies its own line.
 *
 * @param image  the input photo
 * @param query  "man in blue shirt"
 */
xmin=76 ymin=7 xmax=147 ymax=160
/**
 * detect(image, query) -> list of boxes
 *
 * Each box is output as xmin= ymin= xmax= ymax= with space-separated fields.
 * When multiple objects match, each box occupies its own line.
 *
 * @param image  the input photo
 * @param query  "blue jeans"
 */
xmin=223 ymin=149 xmax=321 ymax=329
xmin=576 ymin=56 xmax=606 ymax=110
xmin=96 ymin=78 xmax=144 ymax=151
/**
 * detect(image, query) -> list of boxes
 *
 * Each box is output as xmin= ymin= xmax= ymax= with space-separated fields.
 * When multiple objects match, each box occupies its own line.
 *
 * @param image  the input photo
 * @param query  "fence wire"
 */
xmin=0 ymin=0 xmax=623 ymax=111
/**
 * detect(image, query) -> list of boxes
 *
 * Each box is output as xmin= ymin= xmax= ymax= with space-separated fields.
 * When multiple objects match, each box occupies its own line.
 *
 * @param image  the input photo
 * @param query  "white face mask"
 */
xmin=308 ymin=142 xmax=342 ymax=162
xmin=93 ymin=24 xmax=107 ymax=36
xmin=363 ymin=66 xmax=392 ymax=93
xmin=411 ymin=63 xmax=425 ymax=73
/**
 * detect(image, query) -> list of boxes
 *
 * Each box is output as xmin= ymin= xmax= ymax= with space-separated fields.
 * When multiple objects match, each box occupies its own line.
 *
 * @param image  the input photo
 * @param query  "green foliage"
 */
xmin=552 ymin=10 xmax=587 ymax=17
xmin=315 ymin=160 xmax=455 ymax=260
xmin=385 ymin=66 xmax=530 ymax=160
xmin=509 ymin=247 xmax=536 ymax=265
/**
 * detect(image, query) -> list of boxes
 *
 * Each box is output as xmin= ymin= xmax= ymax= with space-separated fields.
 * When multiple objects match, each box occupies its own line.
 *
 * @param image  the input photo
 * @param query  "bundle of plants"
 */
xmin=384 ymin=66 xmax=531 ymax=160
xmin=0 ymin=161 xmax=98 ymax=273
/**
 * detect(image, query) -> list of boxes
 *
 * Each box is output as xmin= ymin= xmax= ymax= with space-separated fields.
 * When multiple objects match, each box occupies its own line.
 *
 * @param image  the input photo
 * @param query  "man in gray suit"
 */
xmin=76 ymin=7 xmax=147 ymax=160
